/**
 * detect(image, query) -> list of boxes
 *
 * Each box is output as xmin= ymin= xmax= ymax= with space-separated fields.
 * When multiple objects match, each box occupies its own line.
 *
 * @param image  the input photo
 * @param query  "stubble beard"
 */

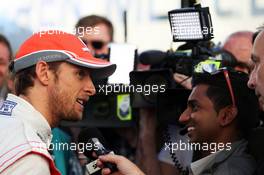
xmin=49 ymin=84 xmax=80 ymax=124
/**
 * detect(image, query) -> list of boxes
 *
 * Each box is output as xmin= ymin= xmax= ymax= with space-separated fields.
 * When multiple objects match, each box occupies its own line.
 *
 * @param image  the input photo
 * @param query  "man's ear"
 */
xmin=218 ymin=106 xmax=238 ymax=127
xmin=35 ymin=61 xmax=51 ymax=86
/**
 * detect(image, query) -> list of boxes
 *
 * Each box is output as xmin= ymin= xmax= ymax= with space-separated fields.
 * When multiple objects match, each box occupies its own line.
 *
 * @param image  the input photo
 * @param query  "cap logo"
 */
xmin=77 ymin=36 xmax=91 ymax=53
xmin=82 ymin=47 xmax=90 ymax=52
xmin=38 ymin=53 xmax=63 ymax=61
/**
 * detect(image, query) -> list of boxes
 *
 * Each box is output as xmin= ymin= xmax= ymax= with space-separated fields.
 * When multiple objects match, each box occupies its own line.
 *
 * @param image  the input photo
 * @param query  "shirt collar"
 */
xmin=191 ymin=150 xmax=222 ymax=175
xmin=6 ymin=93 xmax=52 ymax=146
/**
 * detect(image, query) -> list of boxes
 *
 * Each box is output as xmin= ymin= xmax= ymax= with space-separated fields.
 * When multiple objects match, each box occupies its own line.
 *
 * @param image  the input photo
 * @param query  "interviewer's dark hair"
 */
xmin=192 ymin=70 xmax=259 ymax=135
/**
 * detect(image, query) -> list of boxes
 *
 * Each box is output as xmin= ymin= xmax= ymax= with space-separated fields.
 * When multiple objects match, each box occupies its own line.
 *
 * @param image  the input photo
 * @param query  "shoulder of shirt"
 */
xmin=213 ymin=158 xmax=256 ymax=175
xmin=0 ymin=112 xmax=43 ymax=145
xmin=0 ymin=114 xmax=50 ymax=173
xmin=208 ymin=141 xmax=257 ymax=175
xmin=2 ymin=153 xmax=51 ymax=175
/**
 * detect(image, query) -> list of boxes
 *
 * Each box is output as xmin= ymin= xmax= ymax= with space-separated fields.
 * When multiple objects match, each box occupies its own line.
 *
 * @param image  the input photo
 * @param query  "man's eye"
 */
xmin=77 ymin=70 xmax=85 ymax=79
xmin=189 ymin=103 xmax=198 ymax=112
xmin=192 ymin=105 xmax=198 ymax=112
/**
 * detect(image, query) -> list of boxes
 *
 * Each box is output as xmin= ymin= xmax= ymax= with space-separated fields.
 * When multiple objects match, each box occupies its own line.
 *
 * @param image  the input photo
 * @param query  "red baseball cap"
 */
xmin=13 ymin=30 xmax=116 ymax=79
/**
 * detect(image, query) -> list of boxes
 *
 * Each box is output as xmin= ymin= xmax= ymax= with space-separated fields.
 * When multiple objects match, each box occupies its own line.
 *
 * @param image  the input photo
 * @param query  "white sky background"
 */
xmin=0 ymin=0 xmax=263 ymax=53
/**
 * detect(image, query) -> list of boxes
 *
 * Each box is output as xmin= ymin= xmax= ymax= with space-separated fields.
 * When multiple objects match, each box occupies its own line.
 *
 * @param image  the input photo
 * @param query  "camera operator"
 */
xmin=98 ymin=66 xmax=259 ymax=175
xmin=223 ymin=31 xmax=254 ymax=74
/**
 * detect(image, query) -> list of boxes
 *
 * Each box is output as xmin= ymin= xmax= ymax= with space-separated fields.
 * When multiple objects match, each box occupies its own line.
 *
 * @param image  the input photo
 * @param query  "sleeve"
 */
xmin=212 ymin=155 xmax=257 ymax=175
xmin=2 ymin=153 xmax=51 ymax=175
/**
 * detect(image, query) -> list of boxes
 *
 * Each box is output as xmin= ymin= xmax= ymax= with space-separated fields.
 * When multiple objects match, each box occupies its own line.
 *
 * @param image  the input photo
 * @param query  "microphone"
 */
xmin=139 ymin=50 xmax=166 ymax=65
xmin=78 ymin=128 xmax=117 ymax=175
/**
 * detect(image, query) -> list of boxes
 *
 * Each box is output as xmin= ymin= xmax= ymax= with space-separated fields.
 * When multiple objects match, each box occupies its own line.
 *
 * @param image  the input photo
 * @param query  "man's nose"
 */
xmin=248 ymin=69 xmax=256 ymax=89
xmin=84 ymin=76 xmax=96 ymax=96
xmin=179 ymin=109 xmax=190 ymax=124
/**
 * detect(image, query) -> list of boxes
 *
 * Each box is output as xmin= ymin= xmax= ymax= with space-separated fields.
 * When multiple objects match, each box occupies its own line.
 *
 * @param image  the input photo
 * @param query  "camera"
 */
xmin=129 ymin=2 xmax=237 ymax=125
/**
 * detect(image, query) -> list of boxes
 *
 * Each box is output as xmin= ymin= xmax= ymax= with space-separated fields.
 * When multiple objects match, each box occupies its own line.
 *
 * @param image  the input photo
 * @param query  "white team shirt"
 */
xmin=0 ymin=94 xmax=59 ymax=175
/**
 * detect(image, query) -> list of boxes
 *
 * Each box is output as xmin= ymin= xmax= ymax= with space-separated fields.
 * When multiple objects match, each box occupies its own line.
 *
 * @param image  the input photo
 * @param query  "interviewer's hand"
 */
xmin=97 ymin=154 xmax=145 ymax=175
xmin=173 ymin=73 xmax=192 ymax=90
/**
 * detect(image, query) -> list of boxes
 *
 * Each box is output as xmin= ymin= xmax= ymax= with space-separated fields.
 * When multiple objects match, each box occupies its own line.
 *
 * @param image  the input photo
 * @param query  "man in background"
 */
xmin=223 ymin=31 xmax=254 ymax=74
xmin=76 ymin=15 xmax=114 ymax=56
xmin=247 ymin=26 xmax=264 ymax=174
xmin=0 ymin=34 xmax=13 ymax=101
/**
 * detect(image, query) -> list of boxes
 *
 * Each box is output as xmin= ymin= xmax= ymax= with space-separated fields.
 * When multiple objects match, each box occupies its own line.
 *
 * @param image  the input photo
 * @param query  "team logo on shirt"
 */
xmin=0 ymin=100 xmax=17 ymax=116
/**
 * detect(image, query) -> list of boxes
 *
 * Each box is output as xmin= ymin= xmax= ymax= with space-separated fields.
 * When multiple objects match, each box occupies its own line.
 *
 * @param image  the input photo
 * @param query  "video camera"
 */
xmin=138 ymin=41 xmax=229 ymax=76
xmin=129 ymin=2 xmax=237 ymax=125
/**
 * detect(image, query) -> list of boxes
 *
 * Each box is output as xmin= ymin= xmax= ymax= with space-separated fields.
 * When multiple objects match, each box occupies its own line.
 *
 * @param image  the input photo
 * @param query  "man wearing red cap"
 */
xmin=0 ymin=30 xmax=116 ymax=175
